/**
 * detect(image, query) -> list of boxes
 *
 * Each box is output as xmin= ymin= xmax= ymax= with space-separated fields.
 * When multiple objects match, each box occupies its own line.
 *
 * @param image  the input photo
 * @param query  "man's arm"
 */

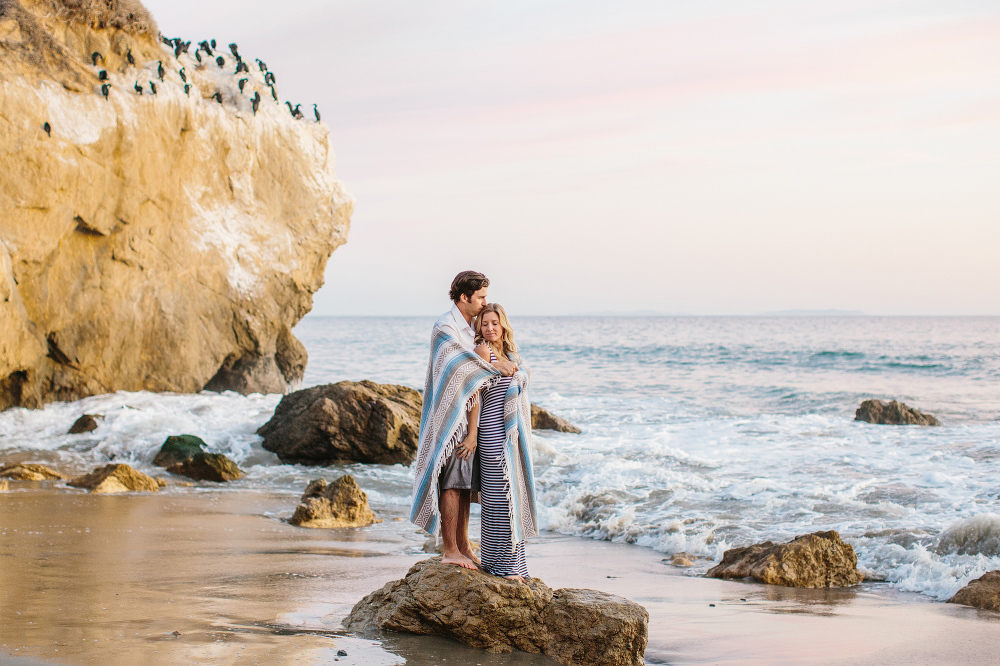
xmin=476 ymin=343 xmax=518 ymax=376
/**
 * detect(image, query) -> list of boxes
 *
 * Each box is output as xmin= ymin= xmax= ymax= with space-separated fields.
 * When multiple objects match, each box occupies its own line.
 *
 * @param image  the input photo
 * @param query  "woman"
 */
xmin=472 ymin=303 xmax=537 ymax=582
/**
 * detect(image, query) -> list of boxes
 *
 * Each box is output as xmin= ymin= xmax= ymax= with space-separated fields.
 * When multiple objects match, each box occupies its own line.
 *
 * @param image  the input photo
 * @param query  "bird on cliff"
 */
xmin=270 ymin=85 xmax=277 ymax=102
xmin=43 ymin=122 xmax=51 ymax=137
xmin=256 ymin=58 xmax=267 ymax=72
xmin=229 ymin=42 xmax=240 ymax=59
xmin=264 ymin=71 xmax=275 ymax=86
xmin=211 ymin=39 xmax=217 ymax=49
xmin=213 ymin=92 xmax=223 ymax=104
xmin=101 ymin=83 xmax=111 ymax=100
xmin=238 ymin=78 xmax=247 ymax=93
xmin=173 ymin=41 xmax=183 ymax=58
xmin=236 ymin=60 xmax=249 ymax=74
xmin=98 ymin=70 xmax=108 ymax=81
xmin=292 ymin=104 xmax=304 ymax=119
xmin=198 ymin=40 xmax=212 ymax=56
xmin=184 ymin=84 xmax=191 ymax=96
xmin=134 ymin=81 xmax=143 ymax=95
xmin=178 ymin=67 xmax=187 ymax=83
xmin=195 ymin=50 xmax=202 ymax=63
xmin=91 ymin=51 xmax=102 ymax=66
xmin=160 ymin=34 xmax=172 ymax=46
xmin=313 ymin=104 xmax=320 ymax=122
xmin=251 ymin=91 xmax=260 ymax=115
xmin=215 ymin=56 xmax=225 ymax=68
xmin=285 ymin=100 xmax=293 ymax=115
xmin=126 ymin=49 xmax=134 ymax=65
xmin=149 ymin=81 xmax=157 ymax=95
xmin=157 ymin=61 xmax=165 ymax=81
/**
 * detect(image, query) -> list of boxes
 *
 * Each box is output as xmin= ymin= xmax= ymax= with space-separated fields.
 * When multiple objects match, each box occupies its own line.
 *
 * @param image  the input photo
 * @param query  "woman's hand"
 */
xmin=456 ymin=431 xmax=477 ymax=460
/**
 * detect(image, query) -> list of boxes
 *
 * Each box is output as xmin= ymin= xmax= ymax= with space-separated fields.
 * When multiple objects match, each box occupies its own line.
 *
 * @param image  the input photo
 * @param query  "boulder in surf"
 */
xmin=531 ymin=404 xmax=581 ymax=433
xmin=258 ymin=380 xmax=421 ymax=465
xmin=153 ymin=435 xmax=208 ymax=467
xmin=166 ymin=452 xmax=243 ymax=482
xmin=0 ymin=462 xmax=67 ymax=480
xmin=854 ymin=399 xmax=940 ymax=426
xmin=706 ymin=530 xmax=864 ymax=588
xmin=948 ymin=570 xmax=1000 ymax=611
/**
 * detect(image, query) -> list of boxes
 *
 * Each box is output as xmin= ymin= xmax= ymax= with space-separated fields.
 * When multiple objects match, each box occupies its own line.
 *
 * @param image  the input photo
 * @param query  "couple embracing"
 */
xmin=410 ymin=270 xmax=538 ymax=582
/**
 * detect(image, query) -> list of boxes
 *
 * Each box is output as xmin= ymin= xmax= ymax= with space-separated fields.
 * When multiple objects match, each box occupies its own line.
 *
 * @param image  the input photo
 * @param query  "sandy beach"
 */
xmin=1 ymin=483 xmax=998 ymax=665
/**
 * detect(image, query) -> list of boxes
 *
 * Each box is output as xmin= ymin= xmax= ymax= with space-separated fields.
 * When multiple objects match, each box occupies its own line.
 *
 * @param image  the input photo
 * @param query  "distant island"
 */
xmin=760 ymin=309 xmax=865 ymax=316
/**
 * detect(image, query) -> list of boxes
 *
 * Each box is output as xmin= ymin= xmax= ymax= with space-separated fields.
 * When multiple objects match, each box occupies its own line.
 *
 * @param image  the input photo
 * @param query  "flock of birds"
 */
xmin=85 ymin=36 xmax=321 ymax=123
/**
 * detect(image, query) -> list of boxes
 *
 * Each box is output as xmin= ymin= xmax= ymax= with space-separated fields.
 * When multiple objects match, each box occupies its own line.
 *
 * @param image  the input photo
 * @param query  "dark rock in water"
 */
xmin=258 ymin=380 xmax=421 ymax=465
xmin=290 ymin=475 xmax=381 ymax=528
xmin=855 ymin=399 xmax=940 ymax=426
xmin=68 ymin=464 xmax=159 ymax=493
xmin=948 ymin=570 xmax=1000 ymax=611
xmin=166 ymin=452 xmax=243 ymax=482
xmin=706 ymin=531 xmax=863 ymax=588
xmin=0 ymin=462 xmax=67 ymax=480
xmin=69 ymin=414 xmax=100 ymax=434
xmin=531 ymin=404 xmax=581 ymax=433
xmin=153 ymin=435 xmax=207 ymax=467
xmin=343 ymin=557 xmax=647 ymax=666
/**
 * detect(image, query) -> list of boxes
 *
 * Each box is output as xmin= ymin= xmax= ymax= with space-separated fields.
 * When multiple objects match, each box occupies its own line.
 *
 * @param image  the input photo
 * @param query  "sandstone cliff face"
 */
xmin=0 ymin=0 xmax=353 ymax=409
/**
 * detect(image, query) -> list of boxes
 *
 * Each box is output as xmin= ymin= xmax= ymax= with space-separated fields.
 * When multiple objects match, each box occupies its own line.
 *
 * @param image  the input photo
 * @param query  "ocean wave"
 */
xmin=934 ymin=513 xmax=1000 ymax=557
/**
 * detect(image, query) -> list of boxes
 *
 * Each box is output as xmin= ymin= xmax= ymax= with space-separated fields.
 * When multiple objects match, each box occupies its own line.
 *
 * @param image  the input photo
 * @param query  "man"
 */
xmin=410 ymin=271 xmax=517 ymax=569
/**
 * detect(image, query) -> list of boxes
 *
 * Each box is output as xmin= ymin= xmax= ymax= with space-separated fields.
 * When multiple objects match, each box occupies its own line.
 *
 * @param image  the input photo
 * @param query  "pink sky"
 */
xmin=146 ymin=0 xmax=1000 ymax=315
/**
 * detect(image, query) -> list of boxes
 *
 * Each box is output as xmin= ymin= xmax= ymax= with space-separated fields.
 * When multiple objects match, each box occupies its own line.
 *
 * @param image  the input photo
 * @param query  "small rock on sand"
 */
xmin=855 ymin=399 xmax=940 ymax=426
xmin=68 ymin=464 xmax=160 ymax=493
xmin=166 ymin=452 xmax=243 ymax=482
xmin=290 ymin=475 xmax=380 ymax=528
xmin=0 ymin=478 xmax=7 ymax=491
xmin=68 ymin=414 xmax=101 ymax=434
xmin=706 ymin=530 xmax=863 ymax=588
xmin=669 ymin=553 xmax=694 ymax=567
xmin=948 ymin=570 xmax=1000 ymax=611
xmin=0 ymin=463 xmax=67 ymax=480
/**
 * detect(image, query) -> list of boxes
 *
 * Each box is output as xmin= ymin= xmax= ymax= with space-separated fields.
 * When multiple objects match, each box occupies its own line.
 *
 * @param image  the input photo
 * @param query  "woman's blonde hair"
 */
xmin=475 ymin=303 xmax=519 ymax=358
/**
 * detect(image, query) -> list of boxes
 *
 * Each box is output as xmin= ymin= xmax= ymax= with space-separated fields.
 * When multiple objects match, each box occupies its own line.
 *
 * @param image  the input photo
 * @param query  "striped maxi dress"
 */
xmin=477 ymin=347 xmax=529 ymax=578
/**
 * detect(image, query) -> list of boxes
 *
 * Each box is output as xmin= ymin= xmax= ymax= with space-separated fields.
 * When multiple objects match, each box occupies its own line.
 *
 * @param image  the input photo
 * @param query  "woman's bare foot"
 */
xmin=441 ymin=552 xmax=478 ymax=570
xmin=504 ymin=574 xmax=526 ymax=583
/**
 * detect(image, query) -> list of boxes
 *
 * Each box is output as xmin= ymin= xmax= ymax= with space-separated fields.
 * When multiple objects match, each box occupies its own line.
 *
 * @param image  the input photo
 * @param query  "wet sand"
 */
xmin=1 ymin=484 xmax=999 ymax=665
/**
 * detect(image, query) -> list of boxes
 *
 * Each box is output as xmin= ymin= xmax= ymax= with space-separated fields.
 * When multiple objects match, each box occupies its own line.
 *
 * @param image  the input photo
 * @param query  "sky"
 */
xmin=144 ymin=0 xmax=1000 ymax=316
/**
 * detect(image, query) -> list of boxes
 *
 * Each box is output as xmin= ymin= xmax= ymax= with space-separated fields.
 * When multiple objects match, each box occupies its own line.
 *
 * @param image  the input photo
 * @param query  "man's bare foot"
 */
xmin=441 ymin=553 xmax=477 ymax=570
xmin=459 ymin=546 xmax=481 ymax=568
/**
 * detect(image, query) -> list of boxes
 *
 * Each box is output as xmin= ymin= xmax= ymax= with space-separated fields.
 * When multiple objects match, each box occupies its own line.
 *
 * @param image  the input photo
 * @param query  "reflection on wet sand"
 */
xmin=0 ymin=489 xmax=409 ymax=664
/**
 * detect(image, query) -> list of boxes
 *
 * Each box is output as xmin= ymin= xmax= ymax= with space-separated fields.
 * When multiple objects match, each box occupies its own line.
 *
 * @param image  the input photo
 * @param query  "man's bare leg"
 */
xmin=456 ymin=490 xmax=481 ymax=567
xmin=439 ymin=488 xmax=476 ymax=569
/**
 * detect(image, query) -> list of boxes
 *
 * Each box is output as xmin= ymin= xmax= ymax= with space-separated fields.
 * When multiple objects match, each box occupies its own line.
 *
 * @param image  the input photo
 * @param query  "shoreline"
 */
xmin=1 ymin=487 xmax=998 ymax=664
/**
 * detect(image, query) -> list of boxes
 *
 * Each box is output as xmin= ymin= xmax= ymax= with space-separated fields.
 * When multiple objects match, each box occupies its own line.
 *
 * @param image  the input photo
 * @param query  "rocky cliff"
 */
xmin=0 ymin=0 xmax=352 ymax=408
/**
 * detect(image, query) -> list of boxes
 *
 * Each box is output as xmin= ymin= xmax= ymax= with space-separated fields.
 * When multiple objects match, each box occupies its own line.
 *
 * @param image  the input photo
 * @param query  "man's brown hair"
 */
xmin=449 ymin=270 xmax=489 ymax=303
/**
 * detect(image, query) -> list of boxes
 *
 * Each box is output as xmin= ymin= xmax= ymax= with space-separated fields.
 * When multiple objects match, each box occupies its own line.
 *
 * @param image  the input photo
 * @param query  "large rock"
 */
xmin=531 ymin=404 xmax=581 ymax=433
xmin=0 ymin=0 xmax=353 ymax=410
xmin=166 ymin=452 xmax=243 ymax=482
xmin=258 ymin=380 xmax=421 ymax=465
xmin=344 ymin=558 xmax=647 ymax=666
xmin=68 ymin=414 xmax=100 ymax=434
xmin=706 ymin=531 xmax=864 ymax=588
xmin=948 ymin=571 xmax=1000 ymax=611
xmin=152 ymin=435 xmax=207 ymax=467
xmin=67 ymin=463 xmax=159 ymax=493
xmin=855 ymin=400 xmax=940 ymax=426
xmin=0 ymin=462 xmax=66 ymax=480
xmin=290 ymin=475 xmax=381 ymax=528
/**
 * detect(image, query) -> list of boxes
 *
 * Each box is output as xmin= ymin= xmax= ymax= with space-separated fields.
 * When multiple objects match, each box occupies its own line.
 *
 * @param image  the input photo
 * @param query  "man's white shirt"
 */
xmin=436 ymin=304 xmax=476 ymax=351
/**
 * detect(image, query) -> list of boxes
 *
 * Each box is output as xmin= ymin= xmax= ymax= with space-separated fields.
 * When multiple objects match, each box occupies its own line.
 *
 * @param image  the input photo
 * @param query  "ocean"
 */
xmin=2 ymin=315 xmax=998 ymax=602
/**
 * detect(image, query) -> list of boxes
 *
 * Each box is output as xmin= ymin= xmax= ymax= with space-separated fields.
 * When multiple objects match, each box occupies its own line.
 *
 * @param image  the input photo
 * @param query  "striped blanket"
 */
xmin=410 ymin=325 xmax=538 ymax=546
